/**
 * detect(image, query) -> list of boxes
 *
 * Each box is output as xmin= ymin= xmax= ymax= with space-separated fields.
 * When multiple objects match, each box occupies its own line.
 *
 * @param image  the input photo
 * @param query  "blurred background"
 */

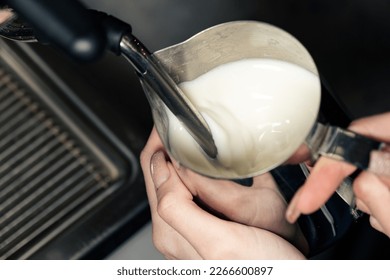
xmin=0 ymin=0 xmax=389 ymax=259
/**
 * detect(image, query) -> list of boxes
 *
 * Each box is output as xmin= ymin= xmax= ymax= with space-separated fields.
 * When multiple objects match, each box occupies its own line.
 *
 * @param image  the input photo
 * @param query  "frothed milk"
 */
xmin=164 ymin=58 xmax=321 ymax=178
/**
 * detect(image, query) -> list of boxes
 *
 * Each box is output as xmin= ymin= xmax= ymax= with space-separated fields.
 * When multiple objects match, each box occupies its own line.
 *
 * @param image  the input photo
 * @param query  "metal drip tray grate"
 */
xmin=0 ymin=45 xmax=134 ymax=259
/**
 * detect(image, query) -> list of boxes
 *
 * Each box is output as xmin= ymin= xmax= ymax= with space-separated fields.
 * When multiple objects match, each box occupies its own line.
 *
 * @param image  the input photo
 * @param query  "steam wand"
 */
xmin=0 ymin=0 xmax=218 ymax=158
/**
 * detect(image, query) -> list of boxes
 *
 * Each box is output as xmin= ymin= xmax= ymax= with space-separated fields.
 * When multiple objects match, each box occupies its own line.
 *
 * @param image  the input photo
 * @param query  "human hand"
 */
xmin=286 ymin=112 xmax=390 ymax=238
xmin=141 ymin=128 xmax=307 ymax=259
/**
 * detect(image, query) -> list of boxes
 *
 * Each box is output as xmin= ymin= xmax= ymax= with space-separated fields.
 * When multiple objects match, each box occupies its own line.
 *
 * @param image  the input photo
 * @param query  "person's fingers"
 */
xmin=149 ymin=152 xmax=201 ymax=259
xmin=140 ymin=128 xmax=165 ymax=217
xmin=353 ymin=172 xmax=390 ymax=237
xmin=286 ymin=114 xmax=390 ymax=223
xmin=285 ymin=144 xmax=311 ymax=164
xmin=175 ymin=166 xmax=309 ymax=254
xmin=141 ymin=127 xmax=165 ymax=155
xmin=150 ymin=151 xmax=170 ymax=187
xmin=177 ymin=167 xmax=281 ymax=222
xmin=299 ymin=158 xmax=356 ymax=213
xmin=283 ymin=112 xmax=390 ymax=167
xmin=286 ymin=157 xmax=356 ymax=223
xmin=348 ymin=113 xmax=390 ymax=177
xmin=355 ymin=198 xmax=371 ymax=215
xmin=348 ymin=112 xmax=390 ymax=142
xmin=369 ymin=149 xmax=390 ymax=177
xmin=140 ymin=130 xmax=201 ymax=259
xmin=156 ymin=162 xmax=304 ymax=259
xmin=369 ymin=216 xmax=385 ymax=235
xmin=156 ymin=163 xmax=234 ymax=258
xmin=177 ymin=167 xmax=298 ymax=232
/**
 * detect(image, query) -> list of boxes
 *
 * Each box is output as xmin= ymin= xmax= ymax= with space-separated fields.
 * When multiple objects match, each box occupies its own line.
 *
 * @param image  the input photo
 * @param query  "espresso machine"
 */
xmin=0 ymin=0 xmax=388 ymax=259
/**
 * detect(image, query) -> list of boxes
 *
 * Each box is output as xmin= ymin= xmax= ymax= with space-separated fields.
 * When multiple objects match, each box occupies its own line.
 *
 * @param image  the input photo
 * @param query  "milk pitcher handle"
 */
xmin=306 ymin=122 xmax=390 ymax=176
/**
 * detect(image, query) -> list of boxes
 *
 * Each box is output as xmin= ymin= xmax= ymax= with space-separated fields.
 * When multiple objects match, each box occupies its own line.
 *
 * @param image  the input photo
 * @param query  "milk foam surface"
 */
xmin=165 ymin=58 xmax=320 ymax=178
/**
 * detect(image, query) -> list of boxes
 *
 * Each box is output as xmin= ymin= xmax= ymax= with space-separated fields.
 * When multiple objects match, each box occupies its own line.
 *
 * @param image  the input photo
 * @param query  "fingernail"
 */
xmin=368 ymin=216 xmax=384 ymax=233
xmin=286 ymin=190 xmax=302 ymax=223
xmin=355 ymin=198 xmax=370 ymax=214
xmin=150 ymin=151 xmax=170 ymax=189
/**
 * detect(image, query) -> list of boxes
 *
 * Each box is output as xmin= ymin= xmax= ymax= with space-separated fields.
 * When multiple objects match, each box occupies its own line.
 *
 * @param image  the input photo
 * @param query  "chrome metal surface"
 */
xmin=120 ymin=33 xmax=217 ymax=159
xmin=152 ymin=20 xmax=320 ymax=178
xmin=154 ymin=20 xmax=318 ymax=82
xmin=305 ymin=122 xmax=389 ymax=176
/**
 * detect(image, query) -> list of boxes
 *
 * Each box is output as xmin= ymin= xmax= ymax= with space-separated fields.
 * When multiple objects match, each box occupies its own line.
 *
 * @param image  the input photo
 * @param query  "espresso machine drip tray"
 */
xmin=0 ymin=40 xmax=146 ymax=259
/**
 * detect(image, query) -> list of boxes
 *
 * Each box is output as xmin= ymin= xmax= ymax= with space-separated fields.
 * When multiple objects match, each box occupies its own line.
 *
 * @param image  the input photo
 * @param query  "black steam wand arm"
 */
xmin=3 ymin=0 xmax=131 ymax=62
xmin=3 ymin=0 xmax=218 ymax=158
